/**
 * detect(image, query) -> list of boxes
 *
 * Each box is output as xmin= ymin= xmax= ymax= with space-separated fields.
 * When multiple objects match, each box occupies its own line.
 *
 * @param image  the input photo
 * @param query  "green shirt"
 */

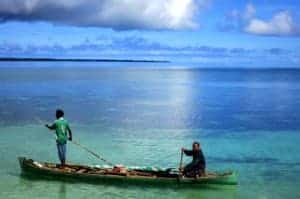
xmin=54 ymin=118 xmax=69 ymax=144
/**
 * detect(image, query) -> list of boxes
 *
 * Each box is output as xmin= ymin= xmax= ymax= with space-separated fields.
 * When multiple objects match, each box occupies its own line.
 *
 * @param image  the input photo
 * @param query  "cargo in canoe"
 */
xmin=18 ymin=157 xmax=238 ymax=186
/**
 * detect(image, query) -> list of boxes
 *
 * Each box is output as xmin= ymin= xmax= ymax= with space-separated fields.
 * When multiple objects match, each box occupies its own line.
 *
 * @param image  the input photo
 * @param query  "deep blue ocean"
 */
xmin=0 ymin=61 xmax=299 ymax=198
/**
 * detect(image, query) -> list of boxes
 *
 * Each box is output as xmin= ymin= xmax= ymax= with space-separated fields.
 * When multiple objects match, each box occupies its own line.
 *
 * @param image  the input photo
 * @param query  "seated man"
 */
xmin=181 ymin=142 xmax=206 ymax=177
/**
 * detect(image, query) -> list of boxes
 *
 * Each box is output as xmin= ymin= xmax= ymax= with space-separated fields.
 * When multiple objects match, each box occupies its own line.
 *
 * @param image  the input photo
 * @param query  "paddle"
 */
xmin=35 ymin=117 xmax=114 ymax=166
xmin=179 ymin=149 xmax=183 ymax=174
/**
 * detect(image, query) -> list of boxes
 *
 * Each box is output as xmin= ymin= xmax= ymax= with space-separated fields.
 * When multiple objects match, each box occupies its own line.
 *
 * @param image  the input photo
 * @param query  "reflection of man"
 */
xmin=59 ymin=183 xmax=66 ymax=199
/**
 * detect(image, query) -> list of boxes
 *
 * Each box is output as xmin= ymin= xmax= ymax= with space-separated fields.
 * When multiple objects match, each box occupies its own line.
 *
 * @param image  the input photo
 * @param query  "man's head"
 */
xmin=193 ymin=141 xmax=200 ymax=151
xmin=56 ymin=109 xmax=64 ymax=119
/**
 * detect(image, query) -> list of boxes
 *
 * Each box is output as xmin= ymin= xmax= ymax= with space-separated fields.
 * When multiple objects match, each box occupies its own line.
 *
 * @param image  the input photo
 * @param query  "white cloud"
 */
xmin=0 ymin=0 xmax=208 ymax=30
xmin=221 ymin=3 xmax=300 ymax=36
xmin=245 ymin=11 xmax=299 ymax=36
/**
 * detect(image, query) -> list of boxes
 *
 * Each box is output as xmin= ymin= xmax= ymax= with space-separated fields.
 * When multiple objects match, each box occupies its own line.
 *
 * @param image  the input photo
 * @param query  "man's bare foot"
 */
xmin=56 ymin=164 xmax=65 ymax=169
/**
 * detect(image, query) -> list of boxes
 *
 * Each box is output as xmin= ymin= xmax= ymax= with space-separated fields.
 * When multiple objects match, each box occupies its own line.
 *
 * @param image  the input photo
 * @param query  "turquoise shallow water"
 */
xmin=1 ymin=125 xmax=300 ymax=198
xmin=1 ymin=63 xmax=300 ymax=198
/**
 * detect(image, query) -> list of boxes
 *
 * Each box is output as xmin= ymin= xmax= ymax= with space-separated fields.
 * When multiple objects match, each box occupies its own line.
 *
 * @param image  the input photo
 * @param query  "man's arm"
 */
xmin=45 ymin=123 xmax=56 ymax=130
xmin=182 ymin=148 xmax=193 ymax=156
xmin=67 ymin=125 xmax=72 ymax=141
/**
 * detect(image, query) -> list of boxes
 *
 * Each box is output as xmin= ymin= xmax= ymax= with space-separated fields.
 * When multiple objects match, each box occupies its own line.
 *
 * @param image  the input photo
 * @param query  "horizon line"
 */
xmin=0 ymin=57 xmax=170 ymax=63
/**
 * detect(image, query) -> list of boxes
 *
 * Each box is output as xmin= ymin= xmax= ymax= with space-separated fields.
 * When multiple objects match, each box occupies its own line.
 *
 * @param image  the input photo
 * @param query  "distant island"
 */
xmin=0 ymin=57 xmax=169 ymax=63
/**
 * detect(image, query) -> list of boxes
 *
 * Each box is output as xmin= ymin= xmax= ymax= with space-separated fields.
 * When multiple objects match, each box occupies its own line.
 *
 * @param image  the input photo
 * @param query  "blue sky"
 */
xmin=0 ymin=0 xmax=300 ymax=67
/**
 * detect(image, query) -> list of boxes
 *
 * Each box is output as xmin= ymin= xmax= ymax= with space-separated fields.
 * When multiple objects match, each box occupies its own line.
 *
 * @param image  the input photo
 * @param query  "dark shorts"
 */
xmin=183 ymin=161 xmax=205 ymax=176
xmin=57 ymin=143 xmax=66 ymax=163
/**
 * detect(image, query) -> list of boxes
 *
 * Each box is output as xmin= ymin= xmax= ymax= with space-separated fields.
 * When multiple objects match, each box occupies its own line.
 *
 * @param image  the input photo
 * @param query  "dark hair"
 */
xmin=193 ymin=141 xmax=200 ymax=147
xmin=56 ymin=109 xmax=64 ymax=119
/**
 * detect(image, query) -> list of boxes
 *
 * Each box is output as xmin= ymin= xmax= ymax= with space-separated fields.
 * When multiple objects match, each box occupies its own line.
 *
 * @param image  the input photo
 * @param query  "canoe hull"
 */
xmin=18 ymin=157 xmax=238 ymax=186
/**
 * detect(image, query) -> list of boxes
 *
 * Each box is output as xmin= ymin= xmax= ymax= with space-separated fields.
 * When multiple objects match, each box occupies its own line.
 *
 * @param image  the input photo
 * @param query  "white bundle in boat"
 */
xmin=33 ymin=161 xmax=43 ymax=168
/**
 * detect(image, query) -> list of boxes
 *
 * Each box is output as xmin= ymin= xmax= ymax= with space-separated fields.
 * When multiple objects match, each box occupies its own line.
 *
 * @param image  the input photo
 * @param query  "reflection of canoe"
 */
xmin=18 ymin=157 xmax=238 ymax=186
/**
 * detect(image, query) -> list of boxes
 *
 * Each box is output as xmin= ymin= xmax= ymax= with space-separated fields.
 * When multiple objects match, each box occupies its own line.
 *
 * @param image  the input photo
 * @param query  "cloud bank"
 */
xmin=1 ymin=36 xmax=299 ymax=67
xmin=0 ymin=0 xmax=208 ymax=30
xmin=0 ymin=36 xmax=293 ymax=58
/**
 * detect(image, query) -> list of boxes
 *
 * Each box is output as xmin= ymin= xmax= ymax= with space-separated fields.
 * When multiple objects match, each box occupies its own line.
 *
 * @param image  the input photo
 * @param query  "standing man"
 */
xmin=46 ymin=109 xmax=72 ymax=167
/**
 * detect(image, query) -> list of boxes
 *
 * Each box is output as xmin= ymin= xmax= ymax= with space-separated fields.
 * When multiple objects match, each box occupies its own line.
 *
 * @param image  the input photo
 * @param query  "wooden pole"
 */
xmin=179 ymin=150 xmax=183 ymax=171
xmin=71 ymin=140 xmax=114 ymax=166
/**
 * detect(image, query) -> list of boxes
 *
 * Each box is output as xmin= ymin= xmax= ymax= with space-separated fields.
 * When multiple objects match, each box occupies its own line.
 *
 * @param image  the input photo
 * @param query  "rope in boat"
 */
xmin=35 ymin=117 xmax=115 ymax=166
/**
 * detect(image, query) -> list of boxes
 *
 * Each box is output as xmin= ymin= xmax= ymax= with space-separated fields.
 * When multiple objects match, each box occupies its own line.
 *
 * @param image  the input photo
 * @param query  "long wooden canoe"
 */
xmin=18 ymin=157 xmax=238 ymax=186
